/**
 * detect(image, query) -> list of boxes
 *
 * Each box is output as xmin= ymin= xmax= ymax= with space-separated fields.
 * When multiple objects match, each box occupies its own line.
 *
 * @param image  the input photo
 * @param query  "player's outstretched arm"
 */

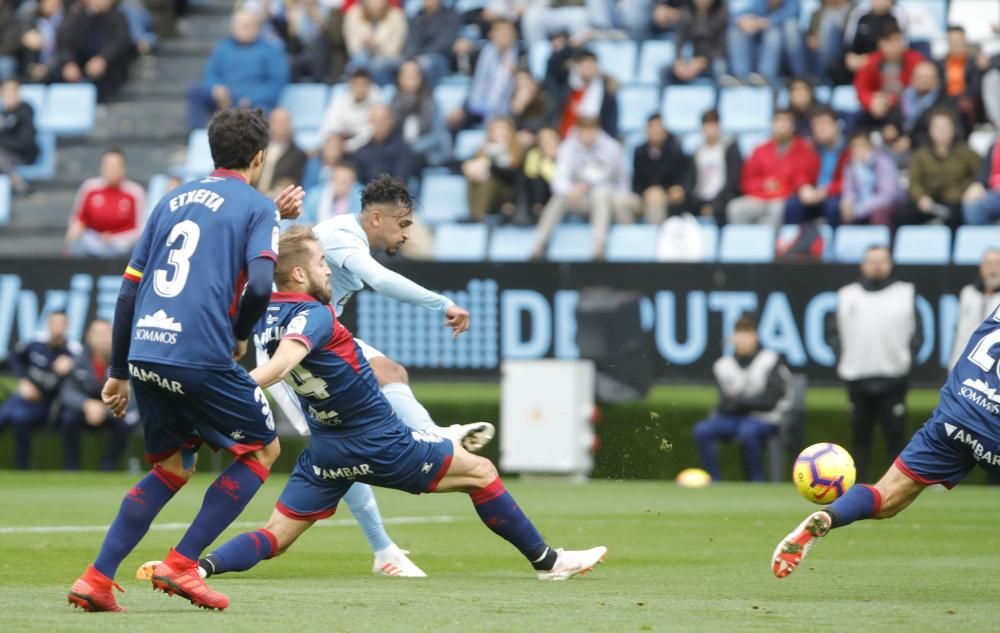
xmin=250 ymin=339 xmax=310 ymax=389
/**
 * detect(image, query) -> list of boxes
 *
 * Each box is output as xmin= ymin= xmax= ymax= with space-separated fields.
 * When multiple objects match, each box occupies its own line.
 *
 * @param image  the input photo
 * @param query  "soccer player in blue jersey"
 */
xmin=67 ymin=108 xmax=304 ymax=613
xmin=773 ymin=303 xmax=1000 ymax=577
xmin=194 ymin=226 xmax=606 ymax=585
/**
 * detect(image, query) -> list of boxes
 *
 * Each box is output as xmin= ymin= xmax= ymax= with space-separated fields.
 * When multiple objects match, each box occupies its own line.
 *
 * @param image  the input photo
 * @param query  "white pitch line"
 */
xmin=0 ymin=515 xmax=463 ymax=535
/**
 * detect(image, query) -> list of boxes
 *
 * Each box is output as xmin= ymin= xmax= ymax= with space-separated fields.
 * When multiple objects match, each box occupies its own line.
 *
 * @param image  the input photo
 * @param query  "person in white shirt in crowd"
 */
xmin=689 ymin=109 xmax=743 ymax=226
xmin=319 ymin=68 xmax=381 ymax=153
xmin=301 ymin=160 xmax=362 ymax=225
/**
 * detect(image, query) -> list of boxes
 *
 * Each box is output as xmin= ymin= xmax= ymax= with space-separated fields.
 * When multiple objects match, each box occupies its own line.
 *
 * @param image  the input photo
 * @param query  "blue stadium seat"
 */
xmin=419 ymin=173 xmax=469 ymax=223
xmin=454 ymin=129 xmax=485 ymax=161
xmin=489 ymin=226 xmax=537 ymax=261
xmin=40 ymin=83 xmax=96 ymax=136
xmin=662 ymin=85 xmax=715 ymax=133
xmin=637 ymin=40 xmax=675 ymax=85
xmin=830 ymin=85 xmax=860 ymax=114
xmin=15 ymin=131 xmax=56 ymax=181
xmin=433 ymin=84 xmax=469 ymax=119
xmin=893 ymin=225 xmax=951 ymax=264
xmin=953 ymin=226 xmax=1000 ymax=265
xmin=278 ymin=83 xmax=329 ymax=130
xmin=434 ymin=223 xmax=489 ymax=261
xmin=776 ymin=84 xmax=831 ymax=107
xmin=618 ymin=85 xmax=661 ymax=133
xmin=800 ymin=0 xmax=821 ymax=30
xmin=737 ymin=130 xmax=771 ymax=158
xmin=18 ymin=84 xmax=46 ymax=115
xmin=548 ymin=224 xmax=595 ymax=261
xmin=0 ymin=175 xmax=10 ymax=225
xmin=592 ymin=40 xmax=637 ymax=84
xmin=606 ymin=224 xmax=659 ymax=261
xmin=719 ymin=86 xmax=773 ymax=133
xmin=699 ymin=223 xmax=719 ymax=262
xmin=145 ymin=174 xmax=169 ymax=216
xmin=833 ymin=225 xmax=890 ymax=263
xmin=182 ymin=129 xmax=213 ymax=179
xmin=899 ymin=0 xmax=947 ymax=40
xmin=294 ymin=129 xmax=324 ymax=152
xmin=379 ymin=84 xmax=396 ymax=103
xmin=529 ymin=41 xmax=551 ymax=79
xmin=329 ymin=83 xmax=347 ymax=104
xmin=719 ymin=224 xmax=775 ymax=262
xmin=681 ymin=132 xmax=704 ymax=154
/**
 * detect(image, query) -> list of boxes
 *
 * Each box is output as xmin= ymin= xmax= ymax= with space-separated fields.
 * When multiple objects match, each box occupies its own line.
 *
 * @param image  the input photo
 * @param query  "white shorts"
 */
xmin=354 ymin=338 xmax=385 ymax=362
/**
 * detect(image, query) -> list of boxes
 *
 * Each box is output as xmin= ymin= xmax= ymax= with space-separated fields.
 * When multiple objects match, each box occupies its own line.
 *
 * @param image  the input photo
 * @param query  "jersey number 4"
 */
xmin=154 ymin=220 xmax=201 ymax=298
xmin=287 ymin=366 xmax=331 ymax=399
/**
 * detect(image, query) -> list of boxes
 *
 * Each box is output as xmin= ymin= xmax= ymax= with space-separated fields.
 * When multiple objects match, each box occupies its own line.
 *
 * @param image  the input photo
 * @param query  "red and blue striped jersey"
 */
xmin=938 ymin=303 xmax=1000 ymax=434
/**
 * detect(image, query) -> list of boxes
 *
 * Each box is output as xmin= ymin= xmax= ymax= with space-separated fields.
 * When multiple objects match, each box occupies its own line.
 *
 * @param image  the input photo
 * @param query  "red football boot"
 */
xmin=67 ymin=564 xmax=126 ymax=612
xmin=150 ymin=548 xmax=230 ymax=610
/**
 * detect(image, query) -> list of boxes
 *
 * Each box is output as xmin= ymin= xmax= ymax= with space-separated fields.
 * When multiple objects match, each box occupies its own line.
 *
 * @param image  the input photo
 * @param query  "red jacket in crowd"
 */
xmin=853 ymin=49 xmax=926 ymax=112
xmin=740 ymin=137 xmax=820 ymax=200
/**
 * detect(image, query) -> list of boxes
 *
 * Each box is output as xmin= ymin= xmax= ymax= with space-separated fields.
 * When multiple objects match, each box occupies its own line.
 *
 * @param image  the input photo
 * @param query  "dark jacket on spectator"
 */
xmin=908 ymin=142 xmax=980 ymax=205
xmin=0 ymin=102 xmax=40 ymax=164
xmin=632 ymin=134 xmax=693 ymax=195
xmin=403 ymin=5 xmax=461 ymax=58
xmin=896 ymin=91 xmax=966 ymax=148
xmin=350 ymin=129 xmax=419 ymax=185
xmin=0 ymin=4 xmax=19 ymax=58
xmin=58 ymin=344 xmax=106 ymax=413
xmin=260 ymin=143 xmax=308 ymax=192
xmin=674 ymin=1 xmax=728 ymax=62
xmin=55 ymin=5 xmax=133 ymax=70
xmin=551 ymin=75 xmax=619 ymax=138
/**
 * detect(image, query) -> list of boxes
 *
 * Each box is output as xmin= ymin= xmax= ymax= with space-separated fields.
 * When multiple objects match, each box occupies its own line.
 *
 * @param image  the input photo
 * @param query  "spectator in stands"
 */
xmin=390 ymin=59 xmax=450 ymax=167
xmin=693 ymin=314 xmax=792 ymax=482
xmin=520 ymin=0 xmax=615 ymax=45
xmin=853 ymin=22 xmax=924 ymax=132
xmin=320 ymin=68 xmax=381 ymax=153
xmin=725 ymin=0 xmax=805 ymax=87
xmin=727 ymin=109 xmax=818 ymax=227
xmin=447 ymin=19 xmax=519 ymax=132
xmin=0 ymin=311 xmax=79 ymax=470
xmin=788 ymin=78 xmax=819 ymax=137
xmin=509 ymin=68 xmax=549 ymax=147
xmin=0 ymin=79 xmax=39 ymax=196
xmin=18 ymin=0 xmax=65 ymax=83
xmin=785 ymin=107 xmax=847 ymax=225
xmin=280 ymin=0 xmax=327 ymax=81
xmin=120 ymin=0 xmax=156 ymax=55
xmin=54 ymin=0 xmax=134 ymax=102
xmin=834 ymin=0 xmax=906 ymax=84
xmin=690 ymin=109 xmax=742 ymax=227
xmin=896 ymin=108 xmax=979 ymax=229
xmin=553 ymin=48 xmax=618 ymax=138
xmin=632 ymin=114 xmax=692 ymax=224
xmin=344 ymin=0 xmax=407 ymax=86
xmin=57 ymin=319 xmax=136 ymax=471
xmin=0 ymin=0 xmax=18 ymax=81
xmin=303 ymin=133 xmax=346 ymax=190
xmin=950 ymin=249 xmax=1000 ymax=369
xmin=831 ymin=244 xmax=920 ymax=481
xmin=805 ymin=0 xmax=853 ymax=81
xmin=938 ymin=26 xmax=980 ymax=131
xmin=962 ymin=136 xmax=1000 ymax=226
xmin=463 ymin=117 xmax=524 ymax=222
xmin=838 ymin=130 xmax=900 ymax=227
xmin=529 ymin=116 xmax=635 ymax=260
xmin=884 ymin=61 xmax=964 ymax=155
xmin=65 ymin=148 xmax=146 ymax=257
xmin=301 ymin=161 xmax=362 ymax=225
xmin=518 ymin=126 xmax=560 ymax=223
xmin=187 ymin=9 xmax=288 ymax=129
xmin=316 ymin=3 xmax=349 ymax=83
xmin=257 ymin=107 xmax=308 ymax=196
xmin=403 ymin=0 xmax=461 ymax=86
xmin=350 ymin=103 xmax=419 ymax=185
xmin=984 ymin=55 xmax=1000 ymax=129
xmin=665 ymin=0 xmax=728 ymax=85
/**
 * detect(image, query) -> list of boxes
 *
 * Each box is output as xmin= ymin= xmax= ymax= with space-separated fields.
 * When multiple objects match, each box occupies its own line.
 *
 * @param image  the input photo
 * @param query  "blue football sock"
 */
xmin=94 ymin=465 xmax=186 ymax=578
xmin=201 ymin=529 xmax=277 ymax=576
xmin=344 ymin=483 xmax=393 ymax=553
xmin=470 ymin=478 xmax=554 ymax=569
xmin=175 ymin=457 xmax=270 ymax=561
xmin=825 ymin=484 xmax=882 ymax=529
xmin=381 ymin=382 xmax=437 ymax=432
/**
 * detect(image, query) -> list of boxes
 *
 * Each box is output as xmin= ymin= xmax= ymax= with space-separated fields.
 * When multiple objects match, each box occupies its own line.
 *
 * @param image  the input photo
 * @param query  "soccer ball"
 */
xmin=675 ymin=467 xmax=712 ymax=488
xmin=793 ymin=443 xmax=856 ymax=504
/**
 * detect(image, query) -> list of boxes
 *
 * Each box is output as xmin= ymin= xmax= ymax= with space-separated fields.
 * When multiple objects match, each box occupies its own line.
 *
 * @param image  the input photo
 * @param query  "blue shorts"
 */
xmin=129 ymin=361 xmax=276 ymax=463
xmin=895 ymin=415 xmax=1000 ymax=489
xmin=276 ymin=420 xmax=454 ymax=521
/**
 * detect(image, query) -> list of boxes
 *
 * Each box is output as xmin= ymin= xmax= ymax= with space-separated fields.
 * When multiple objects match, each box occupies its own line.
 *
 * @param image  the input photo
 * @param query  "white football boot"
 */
xmin=536 ymin=546 xmax=608 ymax=581
xmin=438 ymin=422 xmax=496 ymax=452
xmin=373 ymin=544 xmax=427 ymax=578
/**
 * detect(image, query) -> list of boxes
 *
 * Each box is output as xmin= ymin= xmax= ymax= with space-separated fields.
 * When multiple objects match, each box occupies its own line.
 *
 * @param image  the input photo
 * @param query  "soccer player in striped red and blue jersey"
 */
xmin=67 ymin=108 xmax=303 ymax=613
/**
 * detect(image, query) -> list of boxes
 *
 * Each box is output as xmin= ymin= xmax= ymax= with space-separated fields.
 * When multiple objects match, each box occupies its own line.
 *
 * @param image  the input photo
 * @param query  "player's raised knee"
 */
xmin=370 ymin=356 xmax=408 ymax=386
xmin=468 ymin=454 xmax=499 ymax=488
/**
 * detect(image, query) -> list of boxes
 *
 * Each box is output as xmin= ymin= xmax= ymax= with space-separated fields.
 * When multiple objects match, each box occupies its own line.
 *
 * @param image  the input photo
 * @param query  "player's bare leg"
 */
xmin=371 ymin=355 xmax=495 ymax=452
xmin=435 ymin=443 xmax=607 ymax=580
xmin=772 ymin=464 xmax=926 ymax=578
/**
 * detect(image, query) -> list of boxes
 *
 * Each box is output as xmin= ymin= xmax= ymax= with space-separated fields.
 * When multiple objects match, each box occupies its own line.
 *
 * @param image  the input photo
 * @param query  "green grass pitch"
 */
xmin=1 ymin=473 xmax=998 ymax=632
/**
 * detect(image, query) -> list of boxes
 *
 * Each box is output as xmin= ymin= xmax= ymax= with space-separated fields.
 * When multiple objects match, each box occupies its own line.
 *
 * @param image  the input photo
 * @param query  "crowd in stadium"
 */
xmin=0 ymin=0 xmax=998 ymax=260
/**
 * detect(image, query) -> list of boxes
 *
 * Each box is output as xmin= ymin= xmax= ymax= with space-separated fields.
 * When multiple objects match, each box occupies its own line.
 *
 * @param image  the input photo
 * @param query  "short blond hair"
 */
xmin=274 ymin=225 xmax=319 ymax=290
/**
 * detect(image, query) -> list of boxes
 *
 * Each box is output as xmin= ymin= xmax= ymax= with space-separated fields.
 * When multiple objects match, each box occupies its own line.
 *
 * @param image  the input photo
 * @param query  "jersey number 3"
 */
xmin=154 ymin=220 xmax=201 ymax=298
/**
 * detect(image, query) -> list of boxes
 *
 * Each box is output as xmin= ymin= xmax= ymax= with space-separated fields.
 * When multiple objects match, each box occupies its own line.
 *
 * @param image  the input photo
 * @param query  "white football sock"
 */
xmin=381 ymin=382 xmax=437 ymax=433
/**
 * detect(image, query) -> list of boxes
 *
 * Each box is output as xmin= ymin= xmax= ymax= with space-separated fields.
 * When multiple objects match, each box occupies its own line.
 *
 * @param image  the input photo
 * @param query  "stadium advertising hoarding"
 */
xmin=0 ymin=258 xmax=973 ymax=385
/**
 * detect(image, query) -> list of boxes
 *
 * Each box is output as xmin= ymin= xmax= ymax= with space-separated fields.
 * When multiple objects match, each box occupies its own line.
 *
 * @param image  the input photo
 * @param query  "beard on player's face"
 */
xmin=308 ymin=275 xmax=332 ymax=304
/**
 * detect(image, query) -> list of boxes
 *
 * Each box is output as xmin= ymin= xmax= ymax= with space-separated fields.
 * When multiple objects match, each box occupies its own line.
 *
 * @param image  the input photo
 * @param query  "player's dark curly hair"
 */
xmin=361 ymin=174 xmax=414 ymax=213
xmin=208 ymin=108 xmax=269 ymax=170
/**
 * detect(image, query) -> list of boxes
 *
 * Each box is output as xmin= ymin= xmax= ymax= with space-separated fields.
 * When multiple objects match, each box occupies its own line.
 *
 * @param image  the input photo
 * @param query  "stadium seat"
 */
xmin=15 ymin=131 xmax=56 ymax=181
xmin=719 ymin=87 xmax=773 ymax=133
xmin=830 ymin=85 xmax=860 ymax=114
xmin=18 ymin=84 xmax=46 ymax=115
xmin=379 ymin=85 xmax=397 ymax=103
xmin=636 ymin=40 xmax=675 ymax=85
xmin=433 ymin=223 xmax=489 ymax=261
xmin=899 ymin=0 xmax=947 ymax=41
xmin=592 ymin=40 xmax=637 ymax=84
xmin=529 ymin=40 xmax=552 ymax=79
xmin=40 ymin=83 xmax=96 ymax=136
xmin=418 ymin=173 xmax=469 ymax=223
xmin=329 ymin=83 xmax=347 ymax=104
xmin=433 ymin=84 xmax=469 ymax=119
xmin=699 ymin=223 xmax=719 ymax=262
xmin=489 ymin=226 xmax=537 ymax=261
xmin=968 ymin=129 xmax=998 ymax=157
xmin=547 ymin=224 xmax=596 ymax=262
xmin=454 ymin=129 xmax=485 ymax=161
xmin=145 ymin=174 xmax=169 ymax=216
xmin=832 ymin=225 xmax=890 ymax=263
xmin=680 ymin=132 xmax=704 ymax=155
xmin=718 ymin=224 xmax=775 ymax=262
xmin=893 ymin=225 xmax=952 ymax=264
xmin=737 ymin=130 xmax=770 ymax=158
xmin=953 ymin=226 xmax=1000 ymax=265
xmin=294 ymin=128 xmax=324 ymax=152
xmin=182 ymin=129 xmax=213 ymax=179
xmin=662 ymin=85 xmax=715 ymax=133
xmin=0 ymin=174 xmax=10 ymax=225
xmin=278 ymin=83 xmax=329 ymax=130
xmin=777 ymin=223 xmax=834 ymax=260
xmin=606 ymin=224 xmax=659 ymax=262
xmin=618 ymin=85 xmax=661 ymax=133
